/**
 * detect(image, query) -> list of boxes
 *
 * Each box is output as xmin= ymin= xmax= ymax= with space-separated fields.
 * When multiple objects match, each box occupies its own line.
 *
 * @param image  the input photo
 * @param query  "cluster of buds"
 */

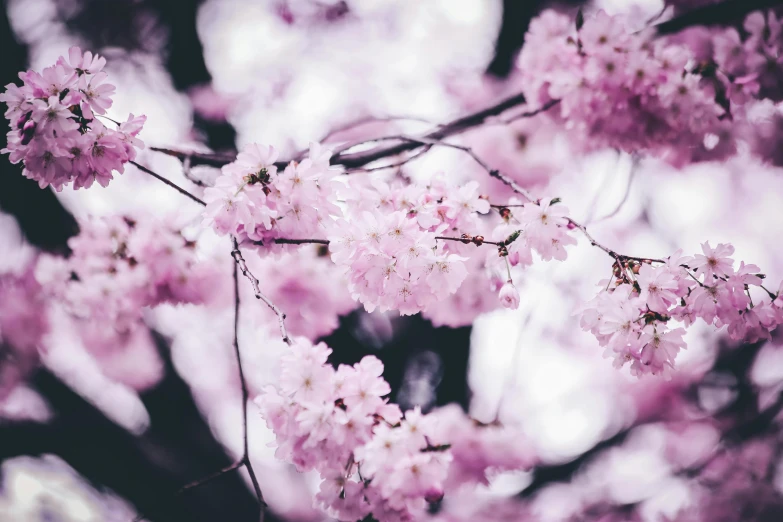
xmin=458 ymin=233 xmax=487 ymax=246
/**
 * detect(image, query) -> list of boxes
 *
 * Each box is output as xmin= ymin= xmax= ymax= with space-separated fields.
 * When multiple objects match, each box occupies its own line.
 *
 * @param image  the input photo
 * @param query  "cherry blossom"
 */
xmin=581 ymin=245 xmax=783 ymax=377
xmin=256 ymin=338 xmax=535 ymax=522
xmin=0 ymin=47 xmax=145 ymax=190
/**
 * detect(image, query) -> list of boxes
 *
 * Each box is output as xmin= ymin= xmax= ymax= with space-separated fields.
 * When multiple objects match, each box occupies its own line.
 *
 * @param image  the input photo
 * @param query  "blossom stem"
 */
xmin=760 ymin=284 xmax=778 ymax=300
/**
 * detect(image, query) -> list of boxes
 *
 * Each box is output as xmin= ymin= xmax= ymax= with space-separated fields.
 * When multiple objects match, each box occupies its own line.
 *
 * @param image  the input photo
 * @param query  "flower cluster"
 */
xmin=517 ymin=10 xmax=729 ymax=165
xmin=488 ymin=198 xmax=577 ymax=309
xmin=325 ymin=176 xmax=492 ymax=315
xmin=255 ymin=338 xmax=535 ymax=522
xmin=0 ymin=47 xmax=146 ymax=191
xmin=35 ymin=215 xmax=217 ymax=331
xmin=581 ymin=243 xmax=783 ymax=377
xmin=202 ymin=142 xmax=341 ymax=248
xmin=255 ymin=338 xmax=447 ymax=522
xmin=707 ymin=11 xmax=783 ymax=103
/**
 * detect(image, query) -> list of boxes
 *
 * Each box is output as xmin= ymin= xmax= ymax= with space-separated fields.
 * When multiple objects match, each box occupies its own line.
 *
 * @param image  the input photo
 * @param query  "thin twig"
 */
xmin=319 ymin=115 xmax=435 ymax=144
xmin=484 ymin=168 xmax=538 ymax=203
xmin=498 ymin=99 xmax=561 ymax=124
xmin=273 ymin=238 xmax=330 ymax=245
xmin=344 ymin=145 xmax=432 ymax=173
xmin=566 ymin=218 xmax=666 ymax=264
xmin=131 ymin=460 xmax=245 ymax=521
xmin=435 ymin=236 xmax=502 ymax=247
xmin=231 ymin=237 xmax=293 ymax=345
xmin=150 ymin=147 xmax=237 ymax=168
xmin=232 ymin=260 xmax=266 ymax=516
xmin=130 ymin=161 xmax=206 ymax=206
xmin=177 ymin=461 xmax=244 ymax=495
xmin=591 ymin=154 xmax=640 ymax=225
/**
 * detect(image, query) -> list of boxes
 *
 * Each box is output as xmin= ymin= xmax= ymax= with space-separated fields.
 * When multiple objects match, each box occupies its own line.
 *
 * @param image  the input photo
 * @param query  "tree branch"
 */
xmin=231 ymin=237 xmax=293 ymax=346
xmin=273 ymin=238 xmax=330 ymax=245
xmin=177 ymin=461 xmax=244 ymax=495
xmin=130 ymin=161 xmax=206 ymax=206
xmin=148 ymin=0 xmax=770 ymax=171
xmin=231 ymin=260 xmax=266 ymax=516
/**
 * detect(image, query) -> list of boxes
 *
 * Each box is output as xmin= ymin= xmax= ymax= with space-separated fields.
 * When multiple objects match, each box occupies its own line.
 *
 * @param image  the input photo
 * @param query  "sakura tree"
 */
xmin=2 ymin=1 xmax=783 ymax=521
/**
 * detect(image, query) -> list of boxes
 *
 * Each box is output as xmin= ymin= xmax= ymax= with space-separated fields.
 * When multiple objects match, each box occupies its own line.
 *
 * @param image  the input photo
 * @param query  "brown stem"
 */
xmin=273 ymin=238 xmax=330 ymax=245
xmin=435 ymin=235 xmax=502 ymax=247
xmin=231 ymin=237 xmax=293 ymax=345
xmin=130 ymin=161 xmax=206 ymax=206
xmin=149 ymin=93 xmax=545 ymax=170
xmin=150 ymin=147 xmax=237 ymax=169
xmin=232 ymin=260 xmax=266 ymax=516
xmin=177 ymin=461 xmax=244 ymax=495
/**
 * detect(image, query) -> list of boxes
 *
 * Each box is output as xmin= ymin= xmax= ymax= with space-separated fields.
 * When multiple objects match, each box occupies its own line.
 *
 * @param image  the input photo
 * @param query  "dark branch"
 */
xmin=232 ymin=261 xmax=266 ymax=515
xmin=130 ymin=161 xmax=206 ymax=206
xmin=231 ymin=237 xmax=293 ymax=345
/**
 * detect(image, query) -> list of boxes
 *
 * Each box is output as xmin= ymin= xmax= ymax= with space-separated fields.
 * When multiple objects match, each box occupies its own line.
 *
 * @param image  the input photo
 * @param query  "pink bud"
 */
xmin=21 ymin=120 xmax=36 ymax=145
xmin=15 ymin=111 xmax=31 ymax=130
xmin=424 ymin=487 xmax=444 ymax=504
xmin=499 ymin=280 xmax=520 ymax=309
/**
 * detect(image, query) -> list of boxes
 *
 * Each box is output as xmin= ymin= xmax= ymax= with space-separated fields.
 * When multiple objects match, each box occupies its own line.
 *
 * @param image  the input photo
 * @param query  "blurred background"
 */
xmin=2 ymin=0 xmax=783 ymax=521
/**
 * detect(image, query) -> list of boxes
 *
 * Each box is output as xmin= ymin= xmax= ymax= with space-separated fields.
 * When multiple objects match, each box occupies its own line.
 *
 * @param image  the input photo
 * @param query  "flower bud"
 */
xmin=424 ymin=488 xmax=444 ymax=504
xmin=21 ymin=120 xmax=36 ymax=145
xmin=499 ymin=280 xmax=520 ymax=309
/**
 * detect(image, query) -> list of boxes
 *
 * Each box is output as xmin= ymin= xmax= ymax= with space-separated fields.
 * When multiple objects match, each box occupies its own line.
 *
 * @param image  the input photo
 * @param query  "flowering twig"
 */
xmin=344 ymin=145 xmax=432 ymax=173
xmin=405 ymin=134 xmax=666 ymax=266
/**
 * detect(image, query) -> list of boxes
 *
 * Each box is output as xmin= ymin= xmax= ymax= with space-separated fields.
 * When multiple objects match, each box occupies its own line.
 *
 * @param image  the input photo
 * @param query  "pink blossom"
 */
xmin=692 ymin=241 xmax=735 ymax=281
xmin=498 ymin=280 xmax=520 ymax=309
xmin=0 ymin=47 xmax=144 ymax=190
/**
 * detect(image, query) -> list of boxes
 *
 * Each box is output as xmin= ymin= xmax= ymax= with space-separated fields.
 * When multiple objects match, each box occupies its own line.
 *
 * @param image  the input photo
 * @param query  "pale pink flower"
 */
xmin=498 ymin=280 xmax=520 ymax=309
xmin=692 ymin=241 xmax=735 ymax=281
